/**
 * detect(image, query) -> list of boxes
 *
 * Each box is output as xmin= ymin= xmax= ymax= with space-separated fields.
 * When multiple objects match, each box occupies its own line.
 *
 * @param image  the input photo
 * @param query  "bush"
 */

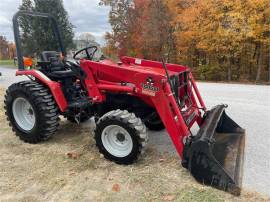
xmin=193 ymin=65 xmax=227 ymax=81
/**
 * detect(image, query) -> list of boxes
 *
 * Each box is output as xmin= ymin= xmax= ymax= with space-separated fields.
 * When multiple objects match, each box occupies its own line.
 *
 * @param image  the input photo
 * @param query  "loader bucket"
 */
xmin=183 ymin=105 xmax=245 ymax=195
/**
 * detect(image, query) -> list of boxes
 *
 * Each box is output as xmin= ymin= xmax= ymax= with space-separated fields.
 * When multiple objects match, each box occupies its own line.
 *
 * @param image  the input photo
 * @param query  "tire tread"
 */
xmin=95 ymin=110 xmax=148 ymax=165
xmin=4 ymin=81 xmax=60 ymax=143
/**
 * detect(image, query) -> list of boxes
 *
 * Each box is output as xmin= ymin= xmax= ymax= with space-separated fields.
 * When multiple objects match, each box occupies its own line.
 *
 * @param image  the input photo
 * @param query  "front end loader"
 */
xmin=5 ymin=10 xmax=245 ymax=195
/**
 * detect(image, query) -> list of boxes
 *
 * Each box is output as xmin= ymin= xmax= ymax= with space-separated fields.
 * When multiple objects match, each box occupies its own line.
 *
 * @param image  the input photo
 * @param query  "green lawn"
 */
xmin=0 ymin=60 xmax=16 ymax=67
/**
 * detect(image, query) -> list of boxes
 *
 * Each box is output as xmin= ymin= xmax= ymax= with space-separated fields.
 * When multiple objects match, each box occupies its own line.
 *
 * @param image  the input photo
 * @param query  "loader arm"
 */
xmin=152 ymin=75 xmax=245 ymax=195
xmin=150 ymin=82 xmax=191 ymax=157
xmin=80 ymin=58 xmax=245 ymax=195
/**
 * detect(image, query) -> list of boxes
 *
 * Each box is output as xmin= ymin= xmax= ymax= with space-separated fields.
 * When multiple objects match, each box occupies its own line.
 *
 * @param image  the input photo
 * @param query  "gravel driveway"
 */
xmin=0 ymin=65 xmax=269 ymax=196
xmin=0 ymin=66 xmax=26 ymax=88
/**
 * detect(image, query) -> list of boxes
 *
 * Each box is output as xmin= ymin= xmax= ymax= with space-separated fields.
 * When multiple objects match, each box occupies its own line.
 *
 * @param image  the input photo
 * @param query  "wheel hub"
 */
xmin=116 ymin=133 xmax=126 ymax=142
xmin=101 ymin=125 xmax=133 ymax=157
xmin=12 ymin=97 xmax=36 ymax=131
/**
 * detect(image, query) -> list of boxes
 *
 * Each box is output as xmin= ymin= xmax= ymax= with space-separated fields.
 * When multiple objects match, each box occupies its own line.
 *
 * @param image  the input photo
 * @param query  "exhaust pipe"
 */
xmin=182 ymin=105 xmax=245 ymax=195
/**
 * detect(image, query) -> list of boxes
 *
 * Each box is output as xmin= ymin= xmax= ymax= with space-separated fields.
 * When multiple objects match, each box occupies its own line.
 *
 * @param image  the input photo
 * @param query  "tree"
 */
xmin=74 ymin=32 xmax=97 ymax=49
xmin=19 ymin=0 xmax=35 ymax=56
xmin=168 ymin=0 xmax=247 ymax=80
xmin=100 ymin=0 xmax=136 ymax=56
xmin=0 ymin=36 xmax=9 ymax=59
xmin=19 ymin=0 xmax=74 ymax=56
xmin=100 ymin=0 xmax=175 ymax=61
xmin=136 ymin=0 xmax=175 ymax=61
xmin=166 ymin=0 xmax=270 ymax=82
xmin=0 ymin=36 xmax=16 ymax=60
xmin=241 ymin=0 xmax=270 ymax=82
xmin=101 ymin=0 xmax=270 ymax=82
xmin=77 ymin=33 xmax=96 ymax=44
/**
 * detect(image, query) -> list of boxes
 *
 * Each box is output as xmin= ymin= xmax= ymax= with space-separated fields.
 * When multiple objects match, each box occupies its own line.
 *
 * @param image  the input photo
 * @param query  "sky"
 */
xmin=0 ymin=0 xmax=111 ymax=44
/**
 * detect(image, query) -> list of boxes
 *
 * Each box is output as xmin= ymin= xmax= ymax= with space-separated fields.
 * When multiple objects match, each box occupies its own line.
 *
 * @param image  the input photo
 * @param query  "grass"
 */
xmin=0 ymin=87 xmax=269 ymax=202
xmin=0 ymin=59 xmax=16 ymax=67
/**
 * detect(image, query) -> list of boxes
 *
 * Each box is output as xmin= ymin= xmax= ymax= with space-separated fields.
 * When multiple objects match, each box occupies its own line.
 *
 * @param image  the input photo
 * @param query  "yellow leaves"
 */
xmin=104 ymin=0 xmax=269 ymax=64
xmin=167 ymin=0 xmax=270 ymax=57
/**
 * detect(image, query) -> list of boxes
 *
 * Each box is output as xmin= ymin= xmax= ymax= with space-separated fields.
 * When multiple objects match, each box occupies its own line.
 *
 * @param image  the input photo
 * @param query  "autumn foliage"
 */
xmin=101 ymin=0 xmax=270 ymax=82
xmin=0 ymin=36 xmax=16 ymax=60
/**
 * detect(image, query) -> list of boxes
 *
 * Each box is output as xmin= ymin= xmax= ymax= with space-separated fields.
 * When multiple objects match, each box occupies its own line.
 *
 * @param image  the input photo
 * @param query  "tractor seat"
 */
xmin=40 ymin=51 xmax=77 ymax=79
xmin=40 ymin=51 xmax=65 ymax=71
xmin=41 ymin=51 xmax=62 ymax=63
xmin=47 ymin=69 xmax=76 ymax=79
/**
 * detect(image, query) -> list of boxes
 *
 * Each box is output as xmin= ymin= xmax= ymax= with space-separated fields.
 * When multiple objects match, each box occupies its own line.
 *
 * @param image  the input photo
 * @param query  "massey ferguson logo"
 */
xmin=141 ymin=81 xmax=159 ymax=96
xmin=141 ymin=83 xmax=159 ymax=92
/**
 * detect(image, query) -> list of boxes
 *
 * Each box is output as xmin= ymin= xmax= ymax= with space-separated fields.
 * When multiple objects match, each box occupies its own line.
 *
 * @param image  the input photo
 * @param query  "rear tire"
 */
xmin=4 ymin=81 xmax=60 ymax=143
xmin=95 ymin=110 xmax=148 ymax=165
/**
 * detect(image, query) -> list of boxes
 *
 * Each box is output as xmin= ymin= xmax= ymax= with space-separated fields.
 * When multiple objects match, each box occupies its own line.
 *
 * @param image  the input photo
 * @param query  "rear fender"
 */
xmin=16 ymin=70 xmax=68 ymax=112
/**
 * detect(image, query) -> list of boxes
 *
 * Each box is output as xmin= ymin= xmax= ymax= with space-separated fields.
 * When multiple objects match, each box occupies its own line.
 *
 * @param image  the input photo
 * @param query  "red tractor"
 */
xmin=5 ymin=11 xmax=245 ymax=195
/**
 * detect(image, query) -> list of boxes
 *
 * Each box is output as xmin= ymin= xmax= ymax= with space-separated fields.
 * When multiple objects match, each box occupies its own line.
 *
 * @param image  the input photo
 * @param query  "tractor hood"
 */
xmin=100 ymin=58 xmax=181 ymax=77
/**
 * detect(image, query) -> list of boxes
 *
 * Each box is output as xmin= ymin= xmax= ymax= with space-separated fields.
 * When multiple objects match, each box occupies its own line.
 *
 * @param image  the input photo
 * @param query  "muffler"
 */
xmin=182 ymin=105 xmax=245 ymax=195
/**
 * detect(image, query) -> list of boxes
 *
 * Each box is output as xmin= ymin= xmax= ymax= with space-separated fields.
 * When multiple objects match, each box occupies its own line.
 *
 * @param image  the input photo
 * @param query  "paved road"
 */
xmin=0 ymin=66 xmax=269 ymax=196
xmin=0 ymin=66 xmax=26 ymax=88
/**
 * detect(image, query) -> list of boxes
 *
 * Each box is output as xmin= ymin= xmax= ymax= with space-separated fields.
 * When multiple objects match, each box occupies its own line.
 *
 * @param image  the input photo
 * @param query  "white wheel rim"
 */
xmin=12 ymin=97 xmax=36 ymax=131
xmin=101 ymin=125 xmax=133 ymax=158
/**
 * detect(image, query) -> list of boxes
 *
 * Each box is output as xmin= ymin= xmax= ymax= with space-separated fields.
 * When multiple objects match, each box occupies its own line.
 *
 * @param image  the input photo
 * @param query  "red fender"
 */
xmin=16 ymin=70 xmax=68 ymax=112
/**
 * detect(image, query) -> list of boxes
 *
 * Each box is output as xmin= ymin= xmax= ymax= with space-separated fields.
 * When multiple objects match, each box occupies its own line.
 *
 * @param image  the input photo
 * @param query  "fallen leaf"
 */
xmin=112 ymin=183 xmax=120 ymax=192
xmin=159 ymin=158 xmax=165 ymax=162
xmin=162 ymin=195 xmax=176 ymax=201
xmin=67 ymin=152 xmax=81 ymax=159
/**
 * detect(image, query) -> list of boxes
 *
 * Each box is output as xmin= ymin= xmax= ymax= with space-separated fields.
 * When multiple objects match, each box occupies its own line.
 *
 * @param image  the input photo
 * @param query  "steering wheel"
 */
xmin=73 ymin=46 xmax=98 ymax=61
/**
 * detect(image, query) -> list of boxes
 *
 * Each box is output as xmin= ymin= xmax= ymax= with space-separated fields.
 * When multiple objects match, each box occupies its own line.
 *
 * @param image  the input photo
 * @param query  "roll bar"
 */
xmin=13 ymin=10 xmax=66 ymax=70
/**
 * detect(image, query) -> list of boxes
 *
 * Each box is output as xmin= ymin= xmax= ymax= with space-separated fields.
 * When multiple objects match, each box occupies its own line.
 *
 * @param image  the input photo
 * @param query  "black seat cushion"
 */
xmin=40 ymin=51 xmax=77 ymax=79
xmin=41 ymin=51 xmax=59 ymax=62
xmin=47 ymin=69 xmax=77 ymax=79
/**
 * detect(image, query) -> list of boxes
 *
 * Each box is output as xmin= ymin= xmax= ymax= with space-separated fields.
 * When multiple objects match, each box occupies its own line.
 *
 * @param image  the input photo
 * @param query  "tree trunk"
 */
xmin=237 ymin=58 xmax=241 ymax=80
xmin=227 ymin=57 xmax=232 ymax=81
xmin=256 ymin=43 xmax=263 ymax=83
xmin=248 ymin=61 xmax=252 ymax=80
xmin=269 ymin=49 xmax=270 ymax=82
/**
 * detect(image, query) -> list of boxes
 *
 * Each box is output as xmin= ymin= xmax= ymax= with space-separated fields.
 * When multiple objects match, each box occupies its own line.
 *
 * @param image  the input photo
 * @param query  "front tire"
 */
xmin=95 ymin=110 xmax=148 ymax=165
xmin=4 ymin=81 xmax=60 ymax=143
xmin=144 ymin=112 xmax=165 ymax=131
